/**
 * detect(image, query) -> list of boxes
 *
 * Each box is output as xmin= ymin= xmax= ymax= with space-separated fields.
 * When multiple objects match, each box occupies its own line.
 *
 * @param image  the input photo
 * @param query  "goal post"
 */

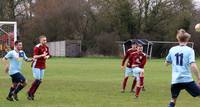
xmin=120 ymin=39 xmax=194 ymax=59
xmin=149 ymin=41 xmax=194 ymax=59
xmin=0 ymin=21 xmax=17 ymax=56
xmin=0 ymin=21 xmax=17 ymax=41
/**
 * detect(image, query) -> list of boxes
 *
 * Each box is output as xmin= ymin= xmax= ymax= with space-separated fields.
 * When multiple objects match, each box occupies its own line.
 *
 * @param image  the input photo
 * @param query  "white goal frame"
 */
xmin=0 ymin=21 xmax=17 ymax=42
xmin=149 ymin=41 xmax=194 ymax=59
xmin=120 ymin=40 xmax=194 ymax=59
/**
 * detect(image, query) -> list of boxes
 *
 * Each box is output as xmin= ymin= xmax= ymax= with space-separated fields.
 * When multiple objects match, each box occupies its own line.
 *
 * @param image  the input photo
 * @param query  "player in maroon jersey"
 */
xmin=130 ymin=44 xmax=147 ymax=98
xmin=121 ymin=41 xmax=138 ymax=93
xmin=27 ymin=35 xmax=50 ymax=100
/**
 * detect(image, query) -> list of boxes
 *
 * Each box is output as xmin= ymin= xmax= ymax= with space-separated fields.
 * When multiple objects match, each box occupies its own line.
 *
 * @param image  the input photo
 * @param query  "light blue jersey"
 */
xmin=166 ymin=45 xmax=195 ymax=84
xmin=4 ymin=50 xmax=28 ymax=75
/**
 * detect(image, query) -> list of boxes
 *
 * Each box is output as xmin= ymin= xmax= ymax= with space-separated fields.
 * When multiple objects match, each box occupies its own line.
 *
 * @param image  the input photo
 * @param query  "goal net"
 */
xmin=120 ymin=39 xmax=194 ymax=59
xmin=149 ymin=41 xmax=194 ymax=58
xmin=0 ymin=21 xmax=17 ymax=56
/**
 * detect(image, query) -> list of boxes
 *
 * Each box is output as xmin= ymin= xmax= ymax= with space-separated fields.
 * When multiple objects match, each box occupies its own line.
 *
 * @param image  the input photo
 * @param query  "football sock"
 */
xmin=28 ymin=79 xmax=41 ymax=95
xmin=13 ymin=83 xmax=24 ymax=94
xmin=140 ymin=76 xmax=144 ymax=87
xmin=8 ymin=85 xmax=16 ymax=97
xmin=131 ymin=78 xmax=137 ymax=91
xmin=32 ymin=80 xmax=42 ymax=95
xmin=135 ymin=86 xmax=141 ymax=97
xmin=122 ymin=77 xmax=128 ymax=90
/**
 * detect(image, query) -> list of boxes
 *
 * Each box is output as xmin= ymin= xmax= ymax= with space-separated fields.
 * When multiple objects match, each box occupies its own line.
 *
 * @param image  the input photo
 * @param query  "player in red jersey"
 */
xmin=27 ymin=35 xmax=50 ymax=100
xmin=129 ymin=44 xmax=147 ymax=98
xmin=121 ymin=41 xmax=138 ymax=93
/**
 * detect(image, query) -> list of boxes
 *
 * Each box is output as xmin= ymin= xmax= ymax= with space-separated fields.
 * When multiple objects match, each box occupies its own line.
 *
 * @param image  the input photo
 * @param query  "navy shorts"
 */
xmin=171 ymin=81 xmax=200 ymax=98
xmin=10 ymin=72 xmax=26 ymax=83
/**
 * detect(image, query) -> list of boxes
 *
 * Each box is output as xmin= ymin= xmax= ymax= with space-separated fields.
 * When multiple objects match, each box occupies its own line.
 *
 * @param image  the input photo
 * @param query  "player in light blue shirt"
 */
xmin=2 ymin=40 xmax=33 ymax=101
xmin=165 ymin=29 xmax=200 ymax=107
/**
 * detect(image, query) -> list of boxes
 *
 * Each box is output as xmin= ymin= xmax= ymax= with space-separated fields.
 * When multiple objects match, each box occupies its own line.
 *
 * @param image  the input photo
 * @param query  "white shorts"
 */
xmin=125 ymin=67 xmax=133 ymax=77
xmin=132 ymin=67 xmax=143 ymax=81
xmin=32 ymin=68 xmax=45 ymax=79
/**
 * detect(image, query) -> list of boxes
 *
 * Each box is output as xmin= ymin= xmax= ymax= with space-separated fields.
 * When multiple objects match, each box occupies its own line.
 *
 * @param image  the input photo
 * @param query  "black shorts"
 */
xmin=171 ymin=81 xmax=200 ymax=98
xmin=10 ymin=72 xmax=26 ymax=83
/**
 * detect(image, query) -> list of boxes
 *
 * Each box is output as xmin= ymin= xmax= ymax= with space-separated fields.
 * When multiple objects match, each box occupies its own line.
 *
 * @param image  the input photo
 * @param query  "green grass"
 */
xmin=0 ymin=57 xmax=199 ymax=107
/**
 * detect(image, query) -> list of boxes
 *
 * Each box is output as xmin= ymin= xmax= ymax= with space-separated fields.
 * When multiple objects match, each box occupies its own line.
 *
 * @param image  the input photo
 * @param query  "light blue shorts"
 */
xmin=132 ymin=67 xmax=143 ymax=80
xmin=32 ymin=68 xmax=45 ymax=79
xmin=125 ymin=67 xmax=133 ymax=77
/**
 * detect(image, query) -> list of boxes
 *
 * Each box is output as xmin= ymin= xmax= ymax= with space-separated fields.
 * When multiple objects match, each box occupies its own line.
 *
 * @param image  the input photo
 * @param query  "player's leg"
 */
xmin=28 ymin=68 xmax=43 ymax=100
xmin=121 ymin=67 xmax=131 ymax=93
xmin=140 ymin=70 xmax=144 ymax=90
xmin=32 ymin=69 xmax=44 ymax=95
xmin=133 ymin=67 xmax=143 ymax=98
xmin=168 ymin=83 xmax=182 ymax=107
xmin=185 ymin=81 xmax=200 ymax=97
xmin=140 ymin=69 xmax=145 ymax=91
xmin=12 ymin=73 xmax=27 ymax=101
xmin=135 ymin=76 xmax=141 ymax=98
xmin=6 ymin=77 xmax=17 ymax=101
xmin=130 ymin=77 xmax=137 ymax=93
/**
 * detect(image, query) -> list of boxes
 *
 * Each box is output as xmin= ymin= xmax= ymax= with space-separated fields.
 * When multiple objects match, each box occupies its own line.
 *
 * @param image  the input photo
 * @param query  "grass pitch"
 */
xmin=0 ymin=57 xmax=199 ymax=107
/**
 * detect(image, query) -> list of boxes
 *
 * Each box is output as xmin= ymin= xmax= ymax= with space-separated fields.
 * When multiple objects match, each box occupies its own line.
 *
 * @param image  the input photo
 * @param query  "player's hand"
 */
xmin=197 ymin=78 xmax=200 ymax=86
xmin=41 ymin=52 xmax=48 ymax=57
xmin=4 ymin=66 xmax=9 ymax=73
xmin=44 ymin=55 xmax=50 ymax=59
xmin=32 ymin=58 xmax=35 ymax=61
xmin=121 ymin=66 xmax=125 ymax=70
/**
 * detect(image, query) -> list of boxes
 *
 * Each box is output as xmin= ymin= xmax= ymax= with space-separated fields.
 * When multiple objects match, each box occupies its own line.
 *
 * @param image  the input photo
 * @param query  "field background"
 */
xmin=0 ymin=57 xmax=199 ymax=107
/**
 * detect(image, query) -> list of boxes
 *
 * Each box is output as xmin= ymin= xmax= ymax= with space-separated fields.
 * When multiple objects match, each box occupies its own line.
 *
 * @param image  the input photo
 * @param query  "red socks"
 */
xmin=135 ymin=86 xmax=141 ymax=97
xmin=140 ymin=76 xmax=144 ymax=87
xmin=135 ymin=76 xmax=144 ymax=97
xmin=122 ymin=77 xmax=128 ymax=90
xmin=28 ymin=80 xmax=41 ymax=96
xmin=131 ymin=78 xmax=137 ymax=91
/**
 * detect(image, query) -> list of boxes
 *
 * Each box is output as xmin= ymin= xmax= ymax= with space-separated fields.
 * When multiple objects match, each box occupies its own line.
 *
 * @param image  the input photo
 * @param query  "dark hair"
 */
xmin=131 ymin=40 xmax=138 ymax=45
xmin=14 ymin=40 xmax=22 ymax=46
xmin=137 ymin=43 xmax=143 ymax=47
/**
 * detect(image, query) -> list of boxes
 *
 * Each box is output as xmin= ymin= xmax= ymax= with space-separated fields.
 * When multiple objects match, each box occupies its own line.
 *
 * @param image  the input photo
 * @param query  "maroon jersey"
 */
xmin=32 ymin=44 xmax=50 ymax=69
xmin=129 ymin=52 xmax=147 ymax=68
xmin=121 ymin=49 xmax=136 ymax=68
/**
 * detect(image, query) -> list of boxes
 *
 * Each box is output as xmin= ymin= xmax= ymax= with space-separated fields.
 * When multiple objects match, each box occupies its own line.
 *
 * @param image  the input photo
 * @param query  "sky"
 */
xmin=194 ymin=0 xmax=200 ymax=9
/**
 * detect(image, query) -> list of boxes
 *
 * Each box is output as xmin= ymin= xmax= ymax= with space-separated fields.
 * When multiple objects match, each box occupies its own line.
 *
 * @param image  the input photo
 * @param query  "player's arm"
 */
xmin=2 ymin=52 xmax=12 ymax=73
xmin=140 ymin=54 xmax=147 ymax=68
xmin=33 ymin=47 xmax=47 ymax=59
xmin=191 ymin=63 xmax=200 ymax=84
xmin=165 ymin=50 xmax=172 ymax=66
xmin=44 ymin=47 xmax=51 ymax=59
xmin=121 ymin=51 xmax=129 ymax=68
xmin=189 ymin=49 xmax=200 ymax=84
xmin=2 ymin=57 xmax=9 ymax=73
xmin=23 ymin=52 xmax=34 ymax=62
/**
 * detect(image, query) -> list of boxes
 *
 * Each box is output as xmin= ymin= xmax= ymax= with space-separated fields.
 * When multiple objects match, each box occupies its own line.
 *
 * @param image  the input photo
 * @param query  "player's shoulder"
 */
xmin=127 ymin=48 xmax=133 ymax=52
xmin=19 ymin=50 xmax=26 ymax=54
xmin=141 ymin=52 xmax=146 ymax=56
xmin=35 ymin=44 xmax=41 ymax=48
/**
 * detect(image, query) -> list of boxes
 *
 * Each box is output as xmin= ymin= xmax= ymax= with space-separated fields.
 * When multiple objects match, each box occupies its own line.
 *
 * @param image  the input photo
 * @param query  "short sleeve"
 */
xmin=23 ymin=52 xmax=29 ymax=60
xmin=189 ymin=49 xmax=195 ymax=64
xmin=4 ymin=51 xmax=13 ymax=59
xmin=166 ymin=49 xmax=172 ymax=63
xmin=34 ymin=47 xmax=39 ymax=56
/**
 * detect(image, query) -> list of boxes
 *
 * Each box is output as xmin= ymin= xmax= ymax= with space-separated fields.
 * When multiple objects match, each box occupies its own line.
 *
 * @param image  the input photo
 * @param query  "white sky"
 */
xmin=194 ymin=0 xmax=200 ymax=9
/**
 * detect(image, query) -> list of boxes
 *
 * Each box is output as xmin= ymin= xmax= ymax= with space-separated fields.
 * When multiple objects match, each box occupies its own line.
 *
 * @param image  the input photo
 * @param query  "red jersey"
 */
xmin=32 ymin=44 xmax=50 ymax=69
xmin=121 ymin=49 xmax=136 ymax=68
xmin=129 ymin=51 xmax=147 ymax=68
